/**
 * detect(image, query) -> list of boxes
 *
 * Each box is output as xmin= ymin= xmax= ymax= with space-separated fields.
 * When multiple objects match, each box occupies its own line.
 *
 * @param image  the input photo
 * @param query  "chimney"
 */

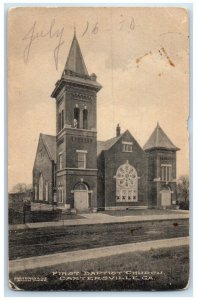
xmin=116 ymin=124 xmax=121 ymax=137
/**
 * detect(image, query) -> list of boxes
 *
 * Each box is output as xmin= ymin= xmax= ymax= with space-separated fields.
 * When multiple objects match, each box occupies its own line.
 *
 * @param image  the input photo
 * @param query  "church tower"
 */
xmin=143 ymin=123 xmax=180 ymax=208
xmin=51 ymin=32 xmax=102 ymax=211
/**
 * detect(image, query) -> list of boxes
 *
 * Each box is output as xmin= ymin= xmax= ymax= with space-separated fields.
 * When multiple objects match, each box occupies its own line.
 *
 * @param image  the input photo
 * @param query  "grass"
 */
xmin=9 ymin=245 xmax=189 ymax=291
xmin=102 ymin=209 xmax=188 ymax=217
xmin=9 ymin=210 xmax=85 ymax=225
xmin=9 ymin=219 xmax=189 ymax=260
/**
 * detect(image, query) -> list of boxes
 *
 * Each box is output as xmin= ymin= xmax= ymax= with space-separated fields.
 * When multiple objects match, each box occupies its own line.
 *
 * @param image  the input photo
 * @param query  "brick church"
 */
xmin=33 ymin=32 xmax=180 ymax=211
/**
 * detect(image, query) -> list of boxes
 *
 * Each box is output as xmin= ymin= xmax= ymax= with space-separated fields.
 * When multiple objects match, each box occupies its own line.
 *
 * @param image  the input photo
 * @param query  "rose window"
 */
xmin=116 ymin=162 xmax=138 ymax=202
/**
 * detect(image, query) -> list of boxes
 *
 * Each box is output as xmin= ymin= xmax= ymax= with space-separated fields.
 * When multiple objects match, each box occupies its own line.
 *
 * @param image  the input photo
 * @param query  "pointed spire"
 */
xmin=51 ymin=29 xmax=102 ymax=98
xmin=143 ymin=123 xmax=179 ymax=151
xmin=64 ymin=32 xmax=89 ymax=77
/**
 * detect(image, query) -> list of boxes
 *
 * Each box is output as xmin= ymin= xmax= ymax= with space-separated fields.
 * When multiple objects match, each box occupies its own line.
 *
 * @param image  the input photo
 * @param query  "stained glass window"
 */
xmin=116 ymin=162 xmax=138 ymax=202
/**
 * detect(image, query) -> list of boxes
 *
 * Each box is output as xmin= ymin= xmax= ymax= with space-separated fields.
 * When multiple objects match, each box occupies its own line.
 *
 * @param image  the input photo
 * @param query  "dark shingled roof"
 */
xmin=64 ymin=33 xmax=89 ymax=76
xmin=97 ymin=134 xmax=123 ymax=156
xmin=143 ymin=123 xmax=179 ymax=151
xmin=41 ymin=134 xmax=56 ymax=162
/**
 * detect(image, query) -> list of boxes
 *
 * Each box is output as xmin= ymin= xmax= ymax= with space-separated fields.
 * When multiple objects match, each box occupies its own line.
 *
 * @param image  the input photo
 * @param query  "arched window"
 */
xmin=74 ymin=182 xmax=88 ymax=191
xmin=74 ymin=107 xmax=80 ymax=128
xmin=61 ymin=110 xmax=64 ymax=130
xmin=58 ymin=112 xmax=61 ymax=131
xmin=45 ymin=182 xmax=49 ymax=202
xmin=34 ymin=185 xmax=37 ymax=201
xmin=58 ymin=186 xmax=64 ymax=203
xmin=58 ymin=110 xmax=64 ymax=131
xmin=116 ymin=162 xmax=138 ymax=202
xmin=39 ymin=173 xmax=44 ymax=201
xmin=83 ymin=109 xmax=88 ymax=129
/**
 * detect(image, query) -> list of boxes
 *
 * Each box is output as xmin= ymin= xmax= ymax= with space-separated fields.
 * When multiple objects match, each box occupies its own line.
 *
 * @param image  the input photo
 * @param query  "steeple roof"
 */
xmin=143 ymin=123 xmax=179 ymax=151
xmin=64 ymin=32 xmax=89 ymax=76
xmin=51 ymin=31 xmax=102 ymax=98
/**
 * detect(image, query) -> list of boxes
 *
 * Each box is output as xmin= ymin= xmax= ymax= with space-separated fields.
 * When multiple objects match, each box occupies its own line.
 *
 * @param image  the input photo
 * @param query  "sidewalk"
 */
xmin=9 ymin=236 xmax=189 ymax=273
xmin=9 ymin=211 xmax=189 ymax=230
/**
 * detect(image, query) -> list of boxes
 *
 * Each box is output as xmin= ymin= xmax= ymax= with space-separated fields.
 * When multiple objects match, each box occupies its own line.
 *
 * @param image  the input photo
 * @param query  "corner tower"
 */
xmin=51 ymin=32 xmax=102 ymax=211
xmin=143 ymin=123 xmax=180 ymax=208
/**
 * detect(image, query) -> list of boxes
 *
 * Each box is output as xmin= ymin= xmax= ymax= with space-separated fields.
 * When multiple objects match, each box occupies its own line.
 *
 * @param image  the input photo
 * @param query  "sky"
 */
xmin=8 ymin=7 xmax=189 ymax=191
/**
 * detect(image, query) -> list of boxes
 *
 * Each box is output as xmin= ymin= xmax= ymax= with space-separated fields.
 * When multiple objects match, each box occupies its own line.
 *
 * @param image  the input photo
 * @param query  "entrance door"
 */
xmin=161 ymin=190 xmax=171 ymax=207
xmin=74 ymin=182 xmax=89 ymax=211
xmin=74 ymin=190 xmax=89 ymax=211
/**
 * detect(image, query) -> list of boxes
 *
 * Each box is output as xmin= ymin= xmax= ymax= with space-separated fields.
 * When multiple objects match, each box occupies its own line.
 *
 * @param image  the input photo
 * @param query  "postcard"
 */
xmin=8 ymin=7 xmax=189 ymax=291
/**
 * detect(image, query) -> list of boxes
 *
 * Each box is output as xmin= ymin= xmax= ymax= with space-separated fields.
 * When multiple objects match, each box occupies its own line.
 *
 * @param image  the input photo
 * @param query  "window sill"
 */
xmin=122 ymin=151 xmax=132 ymax=153
xmin=116 ymin=200 xmax=138 ymax=203
xmin=160 ymin=180 xmax=173 ymax=183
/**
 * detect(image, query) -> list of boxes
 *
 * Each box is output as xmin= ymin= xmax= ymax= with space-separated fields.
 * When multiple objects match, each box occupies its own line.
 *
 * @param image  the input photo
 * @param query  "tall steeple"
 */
xmin=52 ymin=33 xmax=102 ymax=98
xmin=50 ymin=31 xmax=102 ymax=210
xmin=64 ymin=32 xmax=89 ymax=77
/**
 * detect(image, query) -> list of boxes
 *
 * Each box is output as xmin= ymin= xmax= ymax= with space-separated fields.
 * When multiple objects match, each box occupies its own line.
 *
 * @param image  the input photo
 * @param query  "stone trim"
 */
xmin=104 ymin=206 xmax=148 ymax=210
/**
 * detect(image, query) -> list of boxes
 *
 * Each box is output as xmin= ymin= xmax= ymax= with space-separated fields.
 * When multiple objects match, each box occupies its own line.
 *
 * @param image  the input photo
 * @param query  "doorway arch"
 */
xmin=73 ymin=182 xmax=89 ymax=211
xmin=160 ymin=186 xmax=171 ymax=207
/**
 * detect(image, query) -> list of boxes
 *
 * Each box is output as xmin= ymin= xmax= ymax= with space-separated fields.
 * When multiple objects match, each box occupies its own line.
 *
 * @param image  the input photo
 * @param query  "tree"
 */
xmin=11 ymin=183 xmax=32 ymax=193
xmin=177 ymin=175 xmax=189 ymax=203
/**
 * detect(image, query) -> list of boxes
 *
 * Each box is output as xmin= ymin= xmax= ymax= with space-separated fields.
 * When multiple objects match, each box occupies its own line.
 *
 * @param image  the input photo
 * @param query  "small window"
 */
xmin=74 ymin=107 xmax=80 ymax=128
xmin=53 ymin=192 xmax=57 ymax=203
xmin=122 ymin=141 xmax=132 ymax=152
xmin=83 ymin=109 xmax=88 ymax=129
xmin=39 ymin=173 xmax=44 ymax=201
xmin=59 ymin=110 xmax=64 ymax=131
xmin=58 ymin=112 xmax=61 ymax=131
xmin=77 ymin=150 xmax=87 ymax=169
xmin=58 ymin=186 xmax=64 ymax=203
xmin=161 ymin=164 xmax=172 ymax=182
xmin=34 ymin=185 xmax=37 ymax=201
xmin=61 ymin=110 xmax=64 ymax=129
xmin=59 ymin=154 xmax=63 ymax=170
xmin=45 ymin=182 xmax=49 ymax=202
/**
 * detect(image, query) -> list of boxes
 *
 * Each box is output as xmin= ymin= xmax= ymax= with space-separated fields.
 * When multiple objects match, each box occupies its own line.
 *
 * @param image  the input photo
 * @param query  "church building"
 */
xmin=32 ymin=32 xmax=180 ymax=211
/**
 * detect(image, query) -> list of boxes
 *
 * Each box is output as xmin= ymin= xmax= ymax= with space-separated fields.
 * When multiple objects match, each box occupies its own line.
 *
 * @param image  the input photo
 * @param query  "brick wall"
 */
xmin=32 ymin=136 xmax=54 ymax=204
xmin=146 ymin=149 xmax=178 ymax=207
xmin=98 ymin=131 xmax=148 ymax=209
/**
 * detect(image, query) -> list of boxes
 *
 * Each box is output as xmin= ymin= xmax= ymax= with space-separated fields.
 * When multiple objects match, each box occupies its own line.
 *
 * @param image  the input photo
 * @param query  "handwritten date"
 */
xmin=22 ymin=19 xmax=64 ymax=70
xmin=22 ymin=16 xmax=135 ymax=70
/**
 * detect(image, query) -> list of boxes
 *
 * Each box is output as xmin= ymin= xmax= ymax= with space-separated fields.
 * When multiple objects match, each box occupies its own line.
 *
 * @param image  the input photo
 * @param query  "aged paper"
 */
xmin=8 ymin=7 xmax=189 ymax=291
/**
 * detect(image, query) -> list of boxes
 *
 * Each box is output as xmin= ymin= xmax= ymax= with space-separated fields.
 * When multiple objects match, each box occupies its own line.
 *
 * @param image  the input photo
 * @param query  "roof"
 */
xmin=64 ymin=33 xmax=89 ymax=76
xmin=62 ymin=74 xmax=102 ymax=89
xmin=51 ymin=33 xmax=102 ymax=98
xmin=97 ymin=134 xmax=123 ymax=156
xmin=143 ymin=123 xmax=179 ymax=151
xmin=41 ymin=134 xmax=56 ymax=162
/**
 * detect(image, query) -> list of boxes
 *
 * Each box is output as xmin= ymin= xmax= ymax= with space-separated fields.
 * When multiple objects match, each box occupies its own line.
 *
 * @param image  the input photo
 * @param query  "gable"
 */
xmin=99 ymin=130 xmax=145 ymax=156
xmin=97 ymin=134 xmax=123 ymax=156
xmin=41 ymin=134 xmax=56 ymax=162
xmin=117 ymin=130 xmax=145 ymax=154
xmin=33 ymin=134 xmax=56 ymax=172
